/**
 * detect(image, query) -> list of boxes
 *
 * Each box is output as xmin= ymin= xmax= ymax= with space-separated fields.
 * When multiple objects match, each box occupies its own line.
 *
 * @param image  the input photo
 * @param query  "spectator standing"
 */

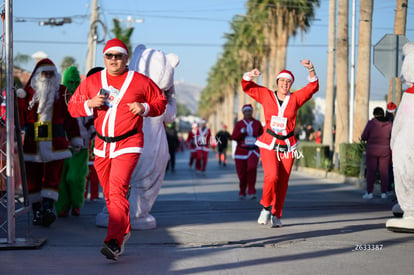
xmin=361 ymin=107 xmax=392 ymax=199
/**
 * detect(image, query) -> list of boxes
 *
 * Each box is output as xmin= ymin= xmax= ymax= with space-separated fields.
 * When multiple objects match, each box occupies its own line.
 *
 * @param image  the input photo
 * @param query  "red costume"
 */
xmin=186 ymin=123 xmax=198 ymax=168
xmin=231 ymin=105 xmax=264 ymax=198
xmin=195 ymin=122 xmax=211 ymax=173
xmin=17 ymin=58 xmax=81 ymax=227
xmin=241 ymin=70 xmax=318 ymax=220
xmin=68 ymin=69 xmax=167 ymax=249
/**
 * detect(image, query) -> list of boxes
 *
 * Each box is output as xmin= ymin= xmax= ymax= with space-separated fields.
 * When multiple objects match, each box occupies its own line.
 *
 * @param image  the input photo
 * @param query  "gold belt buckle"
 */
xmin=34 ymin=121 xmax=52 ymax=141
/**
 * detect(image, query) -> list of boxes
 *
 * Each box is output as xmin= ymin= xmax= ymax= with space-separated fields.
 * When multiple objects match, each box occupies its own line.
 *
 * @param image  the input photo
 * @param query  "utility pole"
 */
xmin=85 ymin=0 xmax=99 ymax=74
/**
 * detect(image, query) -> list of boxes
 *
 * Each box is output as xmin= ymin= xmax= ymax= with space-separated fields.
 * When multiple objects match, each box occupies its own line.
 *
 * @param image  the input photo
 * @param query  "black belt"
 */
xmin=266 ymin=129 xmax=294 ymax=140
xmin=241 ymin=146 xmax=258 ymax=150
xmin=96 ymin=129 xmax=137 ymax=143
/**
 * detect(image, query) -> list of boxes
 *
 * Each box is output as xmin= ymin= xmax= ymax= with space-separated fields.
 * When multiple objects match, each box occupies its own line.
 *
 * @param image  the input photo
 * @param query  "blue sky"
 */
xmin=12 ymin=0 xmax=414 ymax=100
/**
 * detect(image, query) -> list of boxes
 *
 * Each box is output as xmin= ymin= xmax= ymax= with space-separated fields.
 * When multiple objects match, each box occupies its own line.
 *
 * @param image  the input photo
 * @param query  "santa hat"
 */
xmin=18 ymin=58 xmax=57 ymax=98
xmin=242 ymin=104 xmax=253 ymax=113
xmin=276 ymin=69 xmax=295 ymax=84
xmin=386 ymin=102 xmax=397 ymax=113
xmin=103 ymin=38 xmax=128 ymax=55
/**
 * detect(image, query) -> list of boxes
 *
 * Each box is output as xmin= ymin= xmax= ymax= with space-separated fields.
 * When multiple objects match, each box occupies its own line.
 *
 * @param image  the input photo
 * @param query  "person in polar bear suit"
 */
xmin=96 ymin=44 xmax=179 ymax=230
xmin=386 ymin=41 xmax=414 ymax=233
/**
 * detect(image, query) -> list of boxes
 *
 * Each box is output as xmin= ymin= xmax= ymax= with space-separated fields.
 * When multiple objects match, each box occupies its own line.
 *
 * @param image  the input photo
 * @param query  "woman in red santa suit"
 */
xmin=241 ymin=59 xmax=318 ymax=228
xmin=195 ymin=119 xmax=211 ymax=175
xmin=231 ymin=104 xmax=264 ymax=200
xmin=68 ymin=38 xmax=167 ymax=261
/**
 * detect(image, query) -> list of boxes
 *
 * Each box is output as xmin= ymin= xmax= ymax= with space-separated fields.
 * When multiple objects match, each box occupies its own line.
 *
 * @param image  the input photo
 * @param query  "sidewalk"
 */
xmin=1 ymin=150 xmax=413 ymax=275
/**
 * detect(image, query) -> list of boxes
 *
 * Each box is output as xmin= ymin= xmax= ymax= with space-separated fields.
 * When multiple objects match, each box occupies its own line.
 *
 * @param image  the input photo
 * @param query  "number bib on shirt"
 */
xmin=244 ymin=136 xmax=256 ymax=146
xmin=101 ymin=86 xmax=120 ymax=108
xmin=270 ymin=116 xmax=287 ymax=132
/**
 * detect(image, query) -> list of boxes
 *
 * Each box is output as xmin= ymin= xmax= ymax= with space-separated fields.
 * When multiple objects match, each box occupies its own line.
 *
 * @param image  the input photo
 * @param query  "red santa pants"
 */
xmin=189 ymin=150 xmax=197 ymax=167
xmin=235 ymin=153 xmax=259 ymax=196
xmin=94 ymin=153 xmax=139 ymax=246
xmin=25 ymin=160 xmax=64 ymax=201
xmin=195 ymin=149 xmax=208 ymax=172
xmin=259 ymin=148 xmax=295 ymax=219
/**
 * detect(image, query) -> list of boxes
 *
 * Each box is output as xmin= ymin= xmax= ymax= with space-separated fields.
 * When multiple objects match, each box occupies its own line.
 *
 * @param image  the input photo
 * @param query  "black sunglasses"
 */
xmin=104 ymin=53 xmax=125 ymax=60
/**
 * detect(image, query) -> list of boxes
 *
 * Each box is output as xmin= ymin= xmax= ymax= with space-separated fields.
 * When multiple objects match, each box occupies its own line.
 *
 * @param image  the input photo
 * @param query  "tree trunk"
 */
xmin=335 ymin=0 xmax=350 ymax=155
xmin=353 ymin=0 xmax=373 ymax=142
xmin=388 ymin=0 xmax=408 ymax=105
xmin=323 ymin=0 xmax=336 ymax=151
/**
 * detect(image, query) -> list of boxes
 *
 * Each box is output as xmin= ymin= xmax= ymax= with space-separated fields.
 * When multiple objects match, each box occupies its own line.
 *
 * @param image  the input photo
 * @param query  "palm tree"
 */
xmin=353 ymin=0 xmax=374 ymax=142
xmin=335 ymin=0 xmax=349 ymax=156
xmin=111 ymin=18 xmax=134 ymax=59
xmin=323 ymin=0 xmax=336 ymax=151
xmin=60 ymin=56 xmax=78 ymax=73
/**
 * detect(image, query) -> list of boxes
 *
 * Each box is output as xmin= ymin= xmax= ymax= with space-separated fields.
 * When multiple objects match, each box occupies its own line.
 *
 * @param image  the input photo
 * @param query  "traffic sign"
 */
xmin=373 ymin=34 xmax=409 ymax=78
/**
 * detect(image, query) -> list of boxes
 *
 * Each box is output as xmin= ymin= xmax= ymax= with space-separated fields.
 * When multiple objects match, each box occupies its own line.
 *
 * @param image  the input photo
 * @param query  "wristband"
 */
xmin=308 ymin=68 xmax=314 ymax=72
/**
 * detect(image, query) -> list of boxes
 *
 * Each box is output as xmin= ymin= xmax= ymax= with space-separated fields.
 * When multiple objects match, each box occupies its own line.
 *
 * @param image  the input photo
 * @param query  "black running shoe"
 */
xmin=32 ymin=210 xmax=43 ymax=226
xmin=101 ymin=239 xmax=120 ymax=261
xmin=42 ymin=209 xmax=56 ymax=227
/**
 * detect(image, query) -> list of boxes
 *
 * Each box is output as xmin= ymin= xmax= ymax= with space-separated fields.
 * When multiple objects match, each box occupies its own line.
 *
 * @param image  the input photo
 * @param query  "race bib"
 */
xmin=244 ymin=136 xmax=256 ymax=146
xmin=100 ymin=86 xmax=120 ymax=108
xmin=270 ymin=116 xmax=287 ymax=132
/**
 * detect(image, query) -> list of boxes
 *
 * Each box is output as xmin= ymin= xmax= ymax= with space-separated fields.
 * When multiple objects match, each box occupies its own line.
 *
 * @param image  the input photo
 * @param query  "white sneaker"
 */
xmin=271 ymin=215 xmax=283 ymax=228
xmin=381 ymin=193 xmax=387 ymax=199
xmin=119 ymin=232 xmax=131 ymax=256
xmin=257 ymin=209 xmax=271 ymax=225
xmin=362 ymin=193 xmax=373 ymax=199
xmin=247 ymin=194 xmax=257 ymax=200
xmin=239 ymin=195 xmax=246 ymax=200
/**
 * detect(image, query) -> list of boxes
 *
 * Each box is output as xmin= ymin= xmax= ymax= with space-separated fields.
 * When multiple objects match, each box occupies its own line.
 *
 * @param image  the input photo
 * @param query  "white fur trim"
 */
xmin=243 ymin=72 xmax=252 ymax=81
xmin=104 ymin=46 xmax=127 ymax=55
xmin=140 ymin=103 xmax=150 ymax=117
xmin=23 ymin=141 xmax=72 ymax=162
xmin=84 ymin=100 xmax=93 ymax=116
xmin=70 ymin=137 xmax=84 ymax=148
xmin=16 ymin=88 xmax=27 ymax=98
xmin=41 ymin=189 xmax=59 ymax=201
xmin=276 ymin=72 xmax=293 ymax=82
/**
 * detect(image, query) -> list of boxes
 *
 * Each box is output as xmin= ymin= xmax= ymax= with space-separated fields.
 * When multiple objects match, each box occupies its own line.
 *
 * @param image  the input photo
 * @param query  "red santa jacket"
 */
xmin=186 ymin=129 xmax=198 ymax=152
xmin=241 ymin=75 xmax=318 ymax=152
xmin=18 ymin=85 xmax=81 ymax=162
xmin=68 ymin=69 xmax=167 ymax=159
xmin=231 ymin=118 xmax=263 ymax=159
xmin=195 ymin=127 xmax=211 ymax=152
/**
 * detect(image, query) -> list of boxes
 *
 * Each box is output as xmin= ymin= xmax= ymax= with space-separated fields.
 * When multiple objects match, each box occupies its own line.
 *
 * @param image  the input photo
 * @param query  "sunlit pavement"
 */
xmin=1 ymin=150 xmax=413 ymax=275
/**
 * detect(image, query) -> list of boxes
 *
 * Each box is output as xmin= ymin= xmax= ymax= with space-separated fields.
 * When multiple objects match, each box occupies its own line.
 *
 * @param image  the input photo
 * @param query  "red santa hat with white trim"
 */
xmin=276 ymin=69 xmax=295 ymax=84
xmin=386 ymin=102 xmax=397 ymax=113
xmin=242 ymin=104 xmax=253 ymax=113
xmin=103 ymin=38 xmax=129 ymax=55
xmin=17 ymin=58 xmax=57 ymax=98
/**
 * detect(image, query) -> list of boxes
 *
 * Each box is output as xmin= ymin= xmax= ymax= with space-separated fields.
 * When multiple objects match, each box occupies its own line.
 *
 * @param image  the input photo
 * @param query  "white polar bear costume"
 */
xmin=386 ymin=41 xmax=414 ymax=233
xmin=96 ymin=44 xmax=179 ymax=230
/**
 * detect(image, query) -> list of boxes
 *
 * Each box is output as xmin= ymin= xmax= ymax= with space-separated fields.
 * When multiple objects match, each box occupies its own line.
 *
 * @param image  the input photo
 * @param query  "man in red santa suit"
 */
xmin=17 ymin=58 xmax=82 ymax=227
xmin=68 ymin=38 xmax=167 ymax=261
xmin=231 ymin=104 xmax=264 ymax=200
xmin=241 ymin=59 xmax=318 ymax=228
xmin=195 ymin=119 xmax=211 ymax=175
xmin=186 ymin=122 xmax=198 ymax=169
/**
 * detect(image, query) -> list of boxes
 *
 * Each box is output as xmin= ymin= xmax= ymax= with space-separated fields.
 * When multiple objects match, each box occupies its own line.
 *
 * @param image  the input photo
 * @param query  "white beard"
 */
xmin=29 ymin=73 xmax=60 ymax=121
